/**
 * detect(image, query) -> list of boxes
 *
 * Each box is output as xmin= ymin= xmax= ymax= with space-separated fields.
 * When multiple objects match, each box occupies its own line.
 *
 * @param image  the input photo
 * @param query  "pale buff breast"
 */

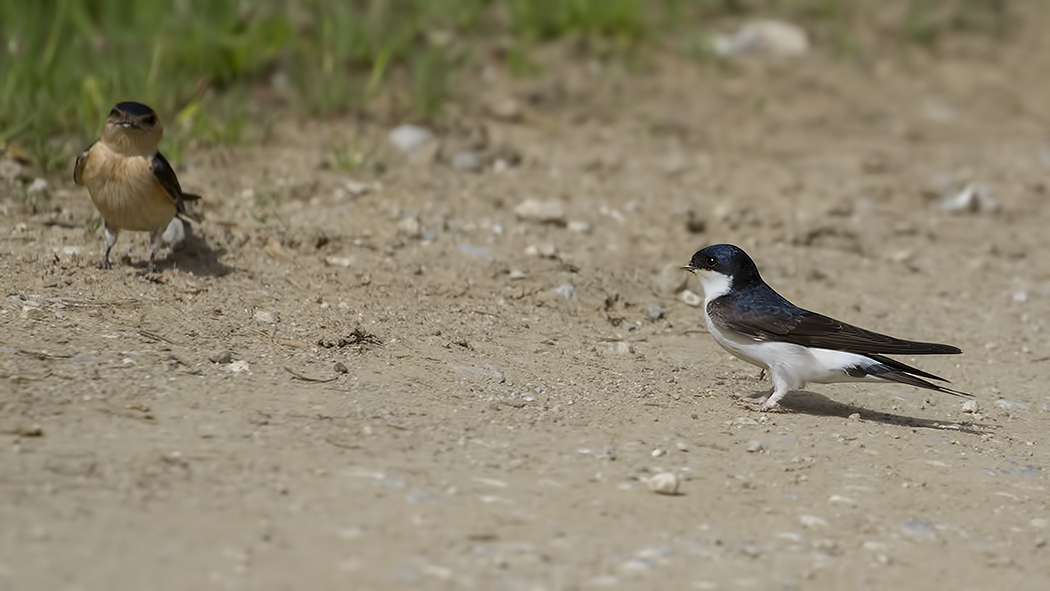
xmin=81 ymin=143 xmax=176 ymax=232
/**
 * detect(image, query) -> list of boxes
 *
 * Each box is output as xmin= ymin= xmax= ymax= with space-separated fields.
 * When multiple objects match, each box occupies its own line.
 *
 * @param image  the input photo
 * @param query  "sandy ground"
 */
xmin=3 ymin=17 xmax=1050 ymax=591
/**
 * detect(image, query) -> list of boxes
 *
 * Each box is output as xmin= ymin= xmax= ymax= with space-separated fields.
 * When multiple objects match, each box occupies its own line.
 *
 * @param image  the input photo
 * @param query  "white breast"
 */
xmin=703 ymin=303 xmax=877 ymax=389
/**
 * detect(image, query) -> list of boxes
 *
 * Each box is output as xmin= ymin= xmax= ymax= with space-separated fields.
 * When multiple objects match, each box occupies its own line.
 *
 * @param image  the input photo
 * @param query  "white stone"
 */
xmin=567 ymin=220 xmax=591 ymax=234
xmin=514 ymin=199 xmax=566 ymax=225
xmin=940 ymin=183 xmax=1000 ymax=214
xmin=388 ymin=124 xmax=434 ymax=155
xmin=712 ymin=20 xmax=810 ymax=58
xmin=525 ymin=243 xmax=557 ymax=258
xmin=554 ymin=284 xmax=576 ymax=300
xmin=800 ymin=515 xmax=828 ymax=529
xmin=26 ymin=177 xmax=50 ymax=197
xmin=679 ymin=290 xmax=703 ymax=307
xmin=645 ymin=472 xmax=680 ymax=495
xmin=341 ymin=177 xmax=374 ymax=196
xmin=397 ymin=215 xmax=422 ymax=238
xmin=55 ymin=245 xmax=83 ymax=259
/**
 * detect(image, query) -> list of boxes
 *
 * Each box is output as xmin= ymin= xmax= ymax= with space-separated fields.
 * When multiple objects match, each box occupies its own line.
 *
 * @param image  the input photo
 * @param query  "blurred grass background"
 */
xmin=0 ymin=0 xmax=1011 ymax=172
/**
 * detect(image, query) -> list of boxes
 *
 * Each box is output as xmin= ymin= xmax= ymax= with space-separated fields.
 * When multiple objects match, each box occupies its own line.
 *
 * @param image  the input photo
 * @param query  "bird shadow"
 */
xmin=148 ymin=225 xmax=235 ymax=278
xmin=758 ymin=390 xmax=991 ymax=435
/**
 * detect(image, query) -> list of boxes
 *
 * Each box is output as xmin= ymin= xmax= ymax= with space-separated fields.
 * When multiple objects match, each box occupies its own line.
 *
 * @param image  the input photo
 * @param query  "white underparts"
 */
xmin=703 ymin=304 xmax=892 ymax=409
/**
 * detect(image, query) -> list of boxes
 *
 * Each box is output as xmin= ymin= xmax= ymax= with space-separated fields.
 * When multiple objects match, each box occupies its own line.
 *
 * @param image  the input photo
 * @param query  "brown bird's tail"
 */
xmin=177 ymin=193 xmax=204 ymax=223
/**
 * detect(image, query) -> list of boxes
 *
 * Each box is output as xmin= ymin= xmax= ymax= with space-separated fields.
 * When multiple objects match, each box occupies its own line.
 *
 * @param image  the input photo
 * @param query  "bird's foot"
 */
xmin=97 ymin=259 xmax=112 ymax=270
xmin=735 ymin=391 xmax=786 ymax=412
xmin=760 ymin=399 xmax=785 ymax=412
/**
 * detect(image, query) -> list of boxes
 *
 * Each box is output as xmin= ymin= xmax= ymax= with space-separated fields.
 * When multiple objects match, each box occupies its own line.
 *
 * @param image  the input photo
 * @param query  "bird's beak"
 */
xmin=681 ymin=265 xmax=696 ymax=273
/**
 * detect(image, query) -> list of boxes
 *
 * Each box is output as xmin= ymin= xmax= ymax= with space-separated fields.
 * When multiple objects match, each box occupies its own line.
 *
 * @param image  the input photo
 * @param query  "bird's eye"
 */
xmin=706 ymin=256 xmax=717 ymax=266
xmin=109 ymin=109 xmax=120 ymax=118
xmin=143 ymin=115 xmax=156 ymax=126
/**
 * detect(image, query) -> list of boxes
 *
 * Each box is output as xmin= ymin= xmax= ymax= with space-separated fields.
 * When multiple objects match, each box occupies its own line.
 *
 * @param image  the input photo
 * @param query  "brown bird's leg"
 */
xmin=100 ymin=222 xmax=118 ymax=269
xmin=144 ymin=226 xmax=165 ymax=274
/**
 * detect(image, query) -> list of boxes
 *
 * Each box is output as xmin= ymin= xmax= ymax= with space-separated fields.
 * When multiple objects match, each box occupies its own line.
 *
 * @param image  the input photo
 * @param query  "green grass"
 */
xmin=0 ymin=0 xmax=1016 ymax=172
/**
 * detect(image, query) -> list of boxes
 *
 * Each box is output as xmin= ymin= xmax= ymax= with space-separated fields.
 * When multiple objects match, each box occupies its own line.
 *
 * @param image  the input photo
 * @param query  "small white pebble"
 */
xmin=651 ymin=448 xmax=666 ymax=458
xmin=862 ymin=540 xmax=888 ymax=552
xmin=253 ymin=310 xmax=277 ymax=324
xmin=324 ymin=256 xmax=353 ymax=268
xmin=679 ymin=290 xmax=703 ymax=307
xmin=645 ymin=472 xmax=680 ymax=495
xmin=962 ymin=400 xmax=979 ymax=413
xmin=995 ymin=399 xmax=1030 ymax=411
xmin=676 ymin=442 xmax=689 ymax=452
xmin=514 ymin=198 xmax=566 ymax=225
xmin=567 ymin=220 xmax=591 ymax=233
xmin=554 ymin=284 xmax=576 ymax=300
xmin=800 ymin=515 xmax=828 ymax=529
xmin=745 ymin=440 xmax=763 ymax=453
xmin=27 ymin=177 xmax=50 ymax=197
xmin=828 ymin=495 xmax=857 ymax=507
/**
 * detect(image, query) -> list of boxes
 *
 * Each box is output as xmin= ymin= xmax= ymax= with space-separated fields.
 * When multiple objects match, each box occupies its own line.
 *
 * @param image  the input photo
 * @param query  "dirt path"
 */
xmin=3 ymin=25 xmax=1050 ymax=591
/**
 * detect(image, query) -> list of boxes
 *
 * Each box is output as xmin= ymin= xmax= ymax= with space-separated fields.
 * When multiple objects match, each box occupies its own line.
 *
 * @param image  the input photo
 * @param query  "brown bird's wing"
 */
xmin=73 ymin=143 xmax=94 ymax=185
xmin=151 ymin=151 xmax=202 ymax=221
xmin=707 ymin=293 xmax=962 ymax=356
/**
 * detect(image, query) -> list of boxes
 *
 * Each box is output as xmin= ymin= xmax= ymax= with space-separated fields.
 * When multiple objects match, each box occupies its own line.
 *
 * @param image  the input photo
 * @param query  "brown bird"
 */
xmin=74 ymin=101 xmax=200 ymax=273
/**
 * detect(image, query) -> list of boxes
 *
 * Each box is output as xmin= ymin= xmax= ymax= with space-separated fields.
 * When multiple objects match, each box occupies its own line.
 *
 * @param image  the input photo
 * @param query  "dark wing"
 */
xmin=73 ymin=143 xmax=94 ymax=185
xmin=847 ymin=354 xmax=971 ymax=397
xmin=707 ymin=286 xmax=961 ymax=356
xmin=151 ymin=151 xmax=202 ymax=219
xmin=773 ymin=311 xmax=961 ymax=355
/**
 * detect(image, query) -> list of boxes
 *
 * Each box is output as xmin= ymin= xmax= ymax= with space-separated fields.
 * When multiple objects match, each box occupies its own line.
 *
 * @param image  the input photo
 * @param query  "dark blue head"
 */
xmin=107 ymin=101 xmax=160 ymax=130
xmin=685 ymin=244 xmax=764 ymax=291
xmin=113 ymin=101 xmax=157 ymax=118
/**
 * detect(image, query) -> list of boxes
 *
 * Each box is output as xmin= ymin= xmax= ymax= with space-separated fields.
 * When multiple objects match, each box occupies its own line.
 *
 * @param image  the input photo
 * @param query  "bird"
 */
xmin=74 ymin=101 xmax=200 ymax=273
xmin=683 ymin=244 xmax=969 ymax=410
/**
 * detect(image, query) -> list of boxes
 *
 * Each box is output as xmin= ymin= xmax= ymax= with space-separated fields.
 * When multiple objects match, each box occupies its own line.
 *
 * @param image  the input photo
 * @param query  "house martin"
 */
xmin=683 ymin=244 xmax=969 ymax=410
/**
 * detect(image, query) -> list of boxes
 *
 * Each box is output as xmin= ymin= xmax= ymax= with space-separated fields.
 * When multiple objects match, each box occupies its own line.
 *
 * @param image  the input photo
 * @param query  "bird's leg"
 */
xmin=142 ymin=226 xmax=164 ymax=274
xmin=736 ymin=369 xmax=775 ymax=410
xmin=760 ymin=371 xmax=793 ymax=410
xmin=99 ymin=223 xmax=118 ymax=269
xmin=743 ymin=366 xmax=773 ymax=399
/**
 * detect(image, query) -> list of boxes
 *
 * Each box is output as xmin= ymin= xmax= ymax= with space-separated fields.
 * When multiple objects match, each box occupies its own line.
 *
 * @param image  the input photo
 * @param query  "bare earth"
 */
xmin=3 ymin=22 xmax=1050 ymax=591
